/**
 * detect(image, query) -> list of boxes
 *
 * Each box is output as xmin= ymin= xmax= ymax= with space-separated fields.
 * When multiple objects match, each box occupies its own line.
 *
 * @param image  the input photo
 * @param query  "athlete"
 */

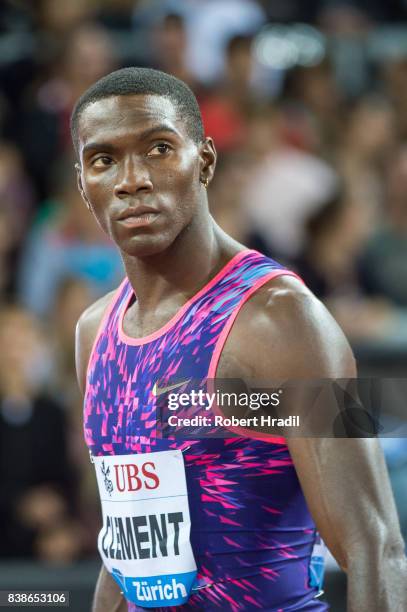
xmin=72 ymin=68 xmax=407 ymax=611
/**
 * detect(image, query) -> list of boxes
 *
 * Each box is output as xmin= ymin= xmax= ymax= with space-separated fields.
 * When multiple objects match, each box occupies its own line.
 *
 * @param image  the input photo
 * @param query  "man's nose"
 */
xmin=113 ymin=156 xmax=153 ymax=198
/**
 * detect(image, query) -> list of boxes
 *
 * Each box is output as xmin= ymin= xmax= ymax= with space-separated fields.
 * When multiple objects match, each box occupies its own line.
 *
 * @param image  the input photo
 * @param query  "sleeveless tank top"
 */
xmin=84 ymin=249 xmax=328 ymax=611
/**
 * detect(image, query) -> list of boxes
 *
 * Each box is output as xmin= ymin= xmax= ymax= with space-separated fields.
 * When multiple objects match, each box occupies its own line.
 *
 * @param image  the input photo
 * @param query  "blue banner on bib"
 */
xmin=112 ymin=568 xmax=197 ymax=607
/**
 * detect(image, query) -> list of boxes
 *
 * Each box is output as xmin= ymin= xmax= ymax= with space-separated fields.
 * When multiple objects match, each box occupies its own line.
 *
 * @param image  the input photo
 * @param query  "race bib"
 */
xmin=93 ymin=450 xmax=197 ymax=607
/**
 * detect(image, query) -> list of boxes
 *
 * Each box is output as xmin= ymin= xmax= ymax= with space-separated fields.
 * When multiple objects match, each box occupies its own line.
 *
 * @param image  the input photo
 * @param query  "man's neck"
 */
xmin=121 ymin=216 xmax=239 ymax=314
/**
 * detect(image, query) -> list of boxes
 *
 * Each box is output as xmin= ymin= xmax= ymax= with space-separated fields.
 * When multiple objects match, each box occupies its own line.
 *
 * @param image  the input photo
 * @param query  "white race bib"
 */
xmin=93 ymin=450 xmax=197 ymax=607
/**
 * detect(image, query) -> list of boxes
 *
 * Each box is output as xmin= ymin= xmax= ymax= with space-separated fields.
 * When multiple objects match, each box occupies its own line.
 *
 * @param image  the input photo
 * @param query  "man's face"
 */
xmin=76 ymin=94 xmax=214 ymax=257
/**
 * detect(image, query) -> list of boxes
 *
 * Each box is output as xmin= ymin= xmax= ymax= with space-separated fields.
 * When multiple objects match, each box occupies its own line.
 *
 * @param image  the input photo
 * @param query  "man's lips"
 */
xmin=116 ymin=205 xmax=159 ymax=220
xmin=116 ymin=206 xmax=160 ymax=228
xmin=118 ymin=213 xmax=159 ymax=228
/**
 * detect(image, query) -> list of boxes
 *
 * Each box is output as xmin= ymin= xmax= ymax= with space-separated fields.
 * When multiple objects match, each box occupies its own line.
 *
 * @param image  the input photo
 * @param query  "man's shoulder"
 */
xmin=76 ymin=289 xmax=118 ymax=341
xmin=260 ymin=274 xmax=336 ymax=340
xmin=223 ymin=274 xmax=356 ymax=379
xmin=234 ymin=273 xmax=326 ymax=338
xmin=75 ymin=287 xmax=121 ymax=394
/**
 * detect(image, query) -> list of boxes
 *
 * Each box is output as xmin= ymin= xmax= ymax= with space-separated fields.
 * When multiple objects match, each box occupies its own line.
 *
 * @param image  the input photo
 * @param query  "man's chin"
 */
xmin=118 ymin=234 xmax=173 ymax=259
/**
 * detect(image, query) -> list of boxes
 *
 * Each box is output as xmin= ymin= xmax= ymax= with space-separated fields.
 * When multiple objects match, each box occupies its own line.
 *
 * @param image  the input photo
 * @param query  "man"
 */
xmin=72 ymin=67 xmax=407 ymax=611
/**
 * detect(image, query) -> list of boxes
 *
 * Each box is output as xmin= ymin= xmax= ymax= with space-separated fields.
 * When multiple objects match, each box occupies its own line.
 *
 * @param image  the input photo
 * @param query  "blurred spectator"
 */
xmin=281 ymin=61 xmax=343 ymax=156
xmin=17 ymin=22 xmax=117 ymax=197
xmin=0 ymin=141 xmax=34 ymax=296
xmin=151 ymin=13 xmax=198 ymax=90
xmin=359 ymin=146 xmax=407 ymax=307
xmin=18 ymin=162 xmax=123 ymax=318
xmin=292 ymin=190 xmax=394 ymax=341
xmin=337 ymin=95 xmax=396 ymax=215
xmin=293 ymin=186 xmax=407 ymax=347
xmin=240 ymin=105 xmax=339 ymax=259
xmin=209 ymin=152 xmax=253 ymax=243
xmin=0 ymin=305 xmax=84 ymax=562
xmin=293 ymin=191 xmax=371 ymax=298
xmin=278 ymin=103 xmax=324 ymax=154
xmin=200 ymin=35 xmax=261 ymax=152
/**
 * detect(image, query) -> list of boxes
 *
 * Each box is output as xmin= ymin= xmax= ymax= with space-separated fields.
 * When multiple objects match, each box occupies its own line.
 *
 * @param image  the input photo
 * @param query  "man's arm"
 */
xmin=238 ymin=276 xmax=407 ymax=611
xmin=75 ymin=291 xmax=127 ymax=612
xmin=92 ymin=565 xmax=127 ymax=612
xmin=288 ymin=437 xmax=406 ymax=611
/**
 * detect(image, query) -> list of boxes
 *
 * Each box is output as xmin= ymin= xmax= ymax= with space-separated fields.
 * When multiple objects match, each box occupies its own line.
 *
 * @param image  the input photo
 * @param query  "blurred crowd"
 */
xmin=0 ymin=0 xmax=406 ymax=564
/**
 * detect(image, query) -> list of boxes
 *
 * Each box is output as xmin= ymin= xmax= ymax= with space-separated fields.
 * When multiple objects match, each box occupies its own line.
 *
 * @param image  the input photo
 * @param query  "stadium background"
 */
xmin=0 ymin=0 xmax=406 ymax=609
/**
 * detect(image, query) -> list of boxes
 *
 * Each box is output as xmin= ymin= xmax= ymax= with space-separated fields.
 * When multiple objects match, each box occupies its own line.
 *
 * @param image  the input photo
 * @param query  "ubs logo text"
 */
xmin=114 ymin=462 xmax=160 ymax=492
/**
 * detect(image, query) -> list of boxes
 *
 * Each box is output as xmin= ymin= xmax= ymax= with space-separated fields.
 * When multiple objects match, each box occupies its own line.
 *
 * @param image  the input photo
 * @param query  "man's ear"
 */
xmin=199 ymin=137 xmax=217 ymax=189
xmin=75 ymin=162 xmax=92 ymax=211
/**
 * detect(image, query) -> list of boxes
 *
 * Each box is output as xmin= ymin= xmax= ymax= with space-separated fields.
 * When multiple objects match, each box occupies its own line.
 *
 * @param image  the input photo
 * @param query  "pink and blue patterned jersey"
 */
xmin=84 ymin=249 xmax=329 ymax=611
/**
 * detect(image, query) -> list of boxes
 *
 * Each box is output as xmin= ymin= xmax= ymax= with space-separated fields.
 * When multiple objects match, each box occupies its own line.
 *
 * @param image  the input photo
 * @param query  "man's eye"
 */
xmin=147 ymin=143 xmax=172 ymax=156
xmin=92 ymin=156 xmax=113 ymax=167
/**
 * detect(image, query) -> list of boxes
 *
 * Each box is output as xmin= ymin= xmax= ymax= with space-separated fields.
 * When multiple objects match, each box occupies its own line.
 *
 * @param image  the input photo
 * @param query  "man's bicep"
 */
xmin=286 ymin=437 xmax=404 ymax=571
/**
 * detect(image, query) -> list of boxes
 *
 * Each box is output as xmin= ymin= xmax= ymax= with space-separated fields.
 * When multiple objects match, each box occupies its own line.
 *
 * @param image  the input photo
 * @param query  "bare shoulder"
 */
xmin=221 ymin=274 xmax=356 ymax=379
xmin=75 ymin=289 xmax=118 ymax=394
xmin=262 ymin=275 xmax=356 ymax=376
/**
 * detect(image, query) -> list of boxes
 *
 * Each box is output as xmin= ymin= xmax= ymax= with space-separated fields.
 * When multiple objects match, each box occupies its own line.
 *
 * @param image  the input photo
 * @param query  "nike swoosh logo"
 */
xmin=152 ymin=379 xmax=191 ymax=397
